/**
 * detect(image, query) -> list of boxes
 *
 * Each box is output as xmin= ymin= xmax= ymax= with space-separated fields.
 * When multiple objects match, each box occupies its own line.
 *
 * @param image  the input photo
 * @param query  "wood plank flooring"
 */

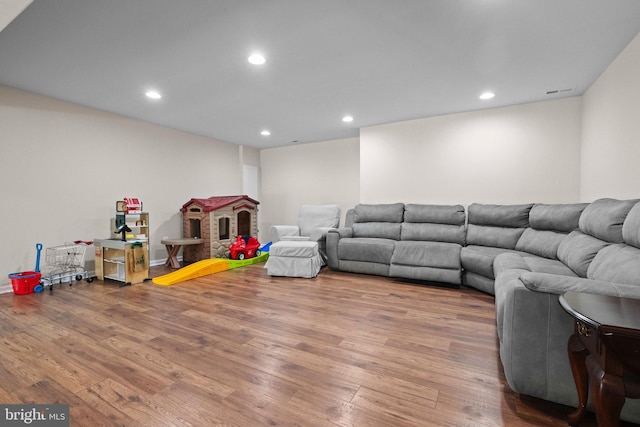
xmin=0 ymin=263 xmax=632 ymax=426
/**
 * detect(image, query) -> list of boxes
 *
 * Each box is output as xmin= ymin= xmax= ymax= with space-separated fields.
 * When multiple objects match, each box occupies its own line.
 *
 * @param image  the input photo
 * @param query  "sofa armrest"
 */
xmin=520 ymin=272 xmax=640 ymax=299
xmin=270 ymin=225 xmax=300 ymax=243
xmin=326 ymin=228 xmax=353 ymax=269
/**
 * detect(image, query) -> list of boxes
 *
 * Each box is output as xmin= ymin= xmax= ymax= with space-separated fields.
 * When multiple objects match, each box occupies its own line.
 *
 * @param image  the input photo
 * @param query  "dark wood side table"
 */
xmin=559 ymin=291 xmax=640 ymax=427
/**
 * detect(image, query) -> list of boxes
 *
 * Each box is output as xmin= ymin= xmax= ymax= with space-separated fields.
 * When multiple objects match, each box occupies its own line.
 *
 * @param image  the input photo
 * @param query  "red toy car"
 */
xmin=229 ymin=235 xmax=261 ymax=260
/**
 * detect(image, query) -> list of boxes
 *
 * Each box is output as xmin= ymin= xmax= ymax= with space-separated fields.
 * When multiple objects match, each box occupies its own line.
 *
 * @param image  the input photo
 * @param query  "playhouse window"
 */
xmin=237 ymin=211 xmax=251 ymax=236
xmin=219 ymin=217 xmax=230 ymax=240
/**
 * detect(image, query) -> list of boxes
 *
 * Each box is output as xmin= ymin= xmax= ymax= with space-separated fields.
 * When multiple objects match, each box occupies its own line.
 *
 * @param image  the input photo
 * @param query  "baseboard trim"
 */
xmin=1 ymin=257 xmax=173 ymax=294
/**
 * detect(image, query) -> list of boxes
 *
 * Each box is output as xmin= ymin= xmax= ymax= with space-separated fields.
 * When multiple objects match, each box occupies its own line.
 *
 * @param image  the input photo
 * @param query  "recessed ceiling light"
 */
xmin=342 ymin=115 xmax=354 ymax=123
xmin=479 ymin=91 xmax=495 ymax=100
xmin=145 ymin=90 xmax=162 ymax=99
xmin=248 ymin=53 xmax=266 ymax=65
xmin=260 ymin=130 xmax=271 ymax=136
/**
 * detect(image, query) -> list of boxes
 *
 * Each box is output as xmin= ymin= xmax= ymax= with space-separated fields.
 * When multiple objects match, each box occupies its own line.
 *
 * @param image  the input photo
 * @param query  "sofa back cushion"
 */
xmin=515 ymin=229 xmax=566 ymax=259
xmin=515 ymin=203 xmax=588 ymax=259
xmin=579 ymin=198 xmax=639 ymax=243
xmin=528 ymin=203 xmax=588 ymax=232
xmin=467 ymin=203 xmax=532 ymax=227
xmin=352 ymin=203 xmax=404 ymax=240
xmin=557 ymin=231 xmax=608 ymax=277
xmin=466 ymin=203 xmax=532 ymax=249
xmin=587 ymin=244 xmax=640 ymax=285
xmin=401 ymin=204 xmax=466 ymax=245
xmin=353 ymin=203 xmax=404 ymax=223
xmin=622 ymin=202 xmax=640 ymax=249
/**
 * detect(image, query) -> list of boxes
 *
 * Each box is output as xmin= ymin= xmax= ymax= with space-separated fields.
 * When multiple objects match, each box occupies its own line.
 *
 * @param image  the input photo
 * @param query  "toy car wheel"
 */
xmin=238 ymin=253 xmax=245 ymax=260
xmin=76 ymin=274 xmax=84 ymax=281
xmin=255 ymin=249 xmax=261 ymax=257
xmin=86 ymin=277 xmax=94 ymax=283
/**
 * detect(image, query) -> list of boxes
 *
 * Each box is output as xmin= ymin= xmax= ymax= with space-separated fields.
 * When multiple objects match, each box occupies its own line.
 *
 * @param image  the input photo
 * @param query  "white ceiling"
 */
xmin=1 ymin=1 xmax=639 ymax=149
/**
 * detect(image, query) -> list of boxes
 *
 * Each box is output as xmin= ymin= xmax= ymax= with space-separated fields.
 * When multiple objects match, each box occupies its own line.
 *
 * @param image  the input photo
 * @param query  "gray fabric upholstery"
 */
xmin=515 ymin=228 xmax=566 ymax=259
xmin=353 ymin=203 xmax=404 ymax=223
xmin=494 ymin=199 xmax=640 ymax=423
xmin=579 ymin=198 xmax=639 ymax=243
xmin=391 ymin=241 xmax=461 ymax=269
xmin=401 ymin=222 xmax=465 ymax=244
xmin=556 ymin=231 xmax=608 ymax=277
xmin=329 ymin=203 xmax=465 ymax=284
xmin=404 ymin=203 xmax=465 ymax=225
xmin=528 ymin=203 xmax=587 ymax=232
xmin=466 ymin=225 xmax=526 ymax=249
xmin=461 ymin=245 xmax=523 ymax=280
xmin=622 ymin=202 xmax=640 ymax=248
xmin=467 ymin=203 xmax=532 ymax=227
xmin=326 ymin=198 xmax=640 ymax=423
xmin=352 ymin=222 xmax=402 ymax=240
xmin=587 ymin=244 xmax=640 ymax=284
xmin=338 ymin=237 xmax=396 ymax=264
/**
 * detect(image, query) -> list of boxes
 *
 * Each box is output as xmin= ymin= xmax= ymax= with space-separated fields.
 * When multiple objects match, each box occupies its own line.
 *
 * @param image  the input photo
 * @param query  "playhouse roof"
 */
xmin=181 ymin=195 xmax=259 ymax=213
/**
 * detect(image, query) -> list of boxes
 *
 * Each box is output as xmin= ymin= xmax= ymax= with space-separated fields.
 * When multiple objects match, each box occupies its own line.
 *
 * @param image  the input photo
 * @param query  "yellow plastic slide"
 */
xmin=152 ymin=252 xmax=269 ymax=286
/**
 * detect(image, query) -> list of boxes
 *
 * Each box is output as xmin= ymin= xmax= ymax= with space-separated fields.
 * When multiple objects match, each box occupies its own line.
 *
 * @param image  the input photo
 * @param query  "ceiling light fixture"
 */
xmin=479 ymin=91 xmax=495 ymax=100
xmin=248 ymin=53 xmax=266 ymax=65
xmin=145 ymin=90 xmax=162 ymax=99
xmin=260 ymin=130 xmax=271 ymax=136
xmin=342 ymin=115 xmax=354 ymax=123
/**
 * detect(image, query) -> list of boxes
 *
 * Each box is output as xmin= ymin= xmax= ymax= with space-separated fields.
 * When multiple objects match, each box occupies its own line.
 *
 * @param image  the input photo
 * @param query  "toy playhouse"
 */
xmin=180 ymin=195 xmax=259 ymax=263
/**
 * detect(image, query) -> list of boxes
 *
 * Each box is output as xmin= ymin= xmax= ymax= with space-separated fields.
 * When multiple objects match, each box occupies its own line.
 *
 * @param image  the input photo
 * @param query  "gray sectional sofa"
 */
xmin=326 ymin=198 xmax=640 ymax=422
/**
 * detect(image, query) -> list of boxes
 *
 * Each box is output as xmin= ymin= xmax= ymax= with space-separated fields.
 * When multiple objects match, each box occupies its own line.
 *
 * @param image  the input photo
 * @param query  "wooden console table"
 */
xmin=559 ymin=291 xmax=640 ymax=427
xmin=160 ymin=238 xmax=203 ymax=268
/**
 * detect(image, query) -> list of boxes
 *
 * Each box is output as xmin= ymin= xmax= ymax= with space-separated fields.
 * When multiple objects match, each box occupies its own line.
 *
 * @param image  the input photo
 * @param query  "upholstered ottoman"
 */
xmin=266 ymin=241 xmax=322 ymax=278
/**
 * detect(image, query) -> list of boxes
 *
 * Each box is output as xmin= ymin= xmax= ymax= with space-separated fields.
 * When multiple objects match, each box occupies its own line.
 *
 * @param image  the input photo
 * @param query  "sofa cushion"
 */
xmin=404 ymin=203 xmax=465 ymax=225
xmin=529 ymin=203 xmax=588 ymax=232
xmin=352 ymin=222 xmax=401 ymax=240
xmin=461 ymin=245 xmax=523 ymax=279
xmin=338 ymin=237 xmax=396 ymax=264
xmin=467 ymin=203 xmax=533 ymax=228
xmin=494 ymin=252 xmax=575 ymax=277
xmin=579 ymin=198 xmax=639 ymax=243
xmin=557 ymin=231 xmax=608 ymax=277
xmin=400 ymin=223 xmax=465 ymax=245
xmin=587 ymin=244 xmax=640 ymax=285
xmin=466 ymin=225 xmax=525 ymax=250
xmin=515 ymin=228 xmax=566 ymax=259
xmin=622 ymin=202 xmax=640 ymax=249
xmin=353 ymin=203 xmax=404 ymax=223
xmin=391 ymin=241 xmax=461 ymax=269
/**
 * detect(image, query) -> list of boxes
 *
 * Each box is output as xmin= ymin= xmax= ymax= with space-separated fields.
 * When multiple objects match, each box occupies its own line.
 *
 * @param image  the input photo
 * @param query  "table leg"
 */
xmin=586 ymin=355 xmax=625 ymax=427
xmin=567 ymin=333 xmax=589 ymax=426
xmin=163 ymin=244 xmax=182 ymax=269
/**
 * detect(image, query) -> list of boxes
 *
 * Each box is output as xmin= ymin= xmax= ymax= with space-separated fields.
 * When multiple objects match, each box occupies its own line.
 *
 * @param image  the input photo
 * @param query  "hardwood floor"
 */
xmin=0 ymin=263 xmax=631 ymax=426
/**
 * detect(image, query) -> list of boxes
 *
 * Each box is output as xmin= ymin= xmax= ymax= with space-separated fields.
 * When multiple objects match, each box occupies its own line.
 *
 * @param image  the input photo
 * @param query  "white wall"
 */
xmin=581 ymin=33 xmax=640 ymax=201
xmin=0 ymin=84 xmax=244 ymax=287
xmin=259 ymin=137 xmax=360 ymax=239
xmin=360 ymin=97 xmax=583 ymax=206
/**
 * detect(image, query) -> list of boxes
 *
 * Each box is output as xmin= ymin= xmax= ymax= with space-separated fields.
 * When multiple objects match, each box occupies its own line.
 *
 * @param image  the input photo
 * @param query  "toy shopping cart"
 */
xmin=42 ymin=242 xmax=94 ymax=291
